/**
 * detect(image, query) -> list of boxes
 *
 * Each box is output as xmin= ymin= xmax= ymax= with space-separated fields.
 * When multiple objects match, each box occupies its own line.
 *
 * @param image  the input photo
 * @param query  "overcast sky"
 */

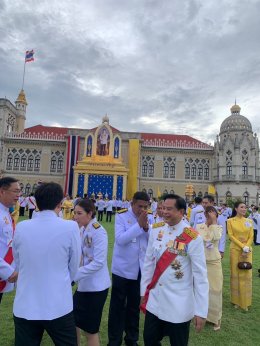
xmin=1 ymin=0 xmax=260 ymax=144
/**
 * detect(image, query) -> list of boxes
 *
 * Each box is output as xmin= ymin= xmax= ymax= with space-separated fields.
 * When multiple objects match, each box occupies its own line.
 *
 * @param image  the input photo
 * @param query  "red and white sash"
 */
xmin=0 ymin=216 xmax=15 ymax=292
xmin=140 ymin=227 xmax=197 ymax=314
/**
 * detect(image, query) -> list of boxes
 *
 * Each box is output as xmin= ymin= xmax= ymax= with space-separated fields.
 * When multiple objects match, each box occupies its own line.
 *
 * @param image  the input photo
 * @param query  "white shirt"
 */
xmin=13 ymin=210 xmax=81 ymax=320
xmin=106 ymin=200 xmax=113 ymax=212
xmin=74 ymin=218 xmax=111 ymax=292
xmin=141 ymin=220 xmax=209 ymax=323
xmin=18 ymin=196 xmax=27 ymax=208
xmin=190 ymin=205 xmax=204 ymax=227
xmin=26 ymin=196 xmax=37 ymax=210
xmin=0 ymin=202 xmax=15 ymax=293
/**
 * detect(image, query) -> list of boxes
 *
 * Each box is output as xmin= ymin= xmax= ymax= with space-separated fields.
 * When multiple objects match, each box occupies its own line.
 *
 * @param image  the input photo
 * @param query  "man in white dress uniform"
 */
xmin=12 ymin=182 xmax=81 ymax=346
xmin=141 ymin=194 xmax=209 ymax=346
xmin=0 ymin=177 xmax=20 ymax=305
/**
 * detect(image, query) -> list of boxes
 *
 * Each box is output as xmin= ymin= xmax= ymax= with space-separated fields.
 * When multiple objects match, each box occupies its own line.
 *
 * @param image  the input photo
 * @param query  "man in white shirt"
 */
xmin=26 ymin=193 xmax=37 ymax=219
xmin=18 ymin=194 xmax=27 ymax=216
xmin=13 ymin=182 xmax=81 ymax=346
xmin=0 ymin=177 xmax=20 ymax=305
xmin=141 ymin=194 xmax=208 ymax=346
xmin=106 ymin=199 xmax=114 ymax=222
xmin=189 ymin=197 xmax=204 ymax=227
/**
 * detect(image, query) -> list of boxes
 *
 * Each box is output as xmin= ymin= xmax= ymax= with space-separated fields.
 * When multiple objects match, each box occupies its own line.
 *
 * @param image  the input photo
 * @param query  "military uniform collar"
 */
xmin=35 ymin=210 xmax=59 ymax=218
xmin=128 ymin=206 xmax=137 ymax=220
xmin=167 ymin=219 xmax=185 ymax=230
xmin=0 ymin=201 xmax=9 ymax=212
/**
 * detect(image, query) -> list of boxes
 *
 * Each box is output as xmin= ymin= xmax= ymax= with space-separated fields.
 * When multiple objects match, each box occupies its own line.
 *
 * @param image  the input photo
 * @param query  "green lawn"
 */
xmin=1 ymin=217 xmax=260 ymax=345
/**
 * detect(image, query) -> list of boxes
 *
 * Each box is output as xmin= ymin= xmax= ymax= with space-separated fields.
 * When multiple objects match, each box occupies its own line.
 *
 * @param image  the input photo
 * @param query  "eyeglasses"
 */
xmin=5 ymin=189 xmax=22 ymax=194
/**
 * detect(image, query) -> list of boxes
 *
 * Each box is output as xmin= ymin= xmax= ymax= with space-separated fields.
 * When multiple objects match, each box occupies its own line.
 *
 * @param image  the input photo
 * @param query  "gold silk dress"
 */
xmin=197 ymin=224 xmax=223 ymax=325
xmin=62 ymin=200 xmax=74 ymax=220
xmin=11 ymin=201 xmax=20 ymax=225
xmin=227 ymin=216 xmax=253 ymax=310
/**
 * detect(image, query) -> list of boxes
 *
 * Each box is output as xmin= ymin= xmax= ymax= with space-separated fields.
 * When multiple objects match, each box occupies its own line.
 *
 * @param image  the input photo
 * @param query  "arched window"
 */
xmin=34 ymin=155 xmax=41 ymax=171
xmin=204 ymin=164 xmax=209 ymax=180
xmin=142 ymin=188 xmax=147 ymax=193
xmin=142 ymin=161 xmax=148 ymax=177
xmin=170 ymin=189 xmax=174 ymax=194
xmin=20 ymin=154 xmax=27 ymax=171
xmin=243 ymin=191 xmax=249 ymax=205
xmin=163 ymin=162 xmax=169 ymax=178
xmin=13 ymin=154 xmax=20 ymax=170
xmin=27 ymin=155 xmax=34 ymax=171
xmin=25 ymin=183 xmax=31 ymax=195
xmin=6 ymin=153 xmax=13 ymax=170
xmin=148 ymin=189 xmax=153 ymax=198
xmin=198 ymin=191 xmax=203 ymax=197
xmin=20 ymin=183 xmax=24 ymax=193
xmin=191 ymin=164 xmax=196 ymax=179
xmin=163 ymin=189 xmax=168 ymax=195
xmin=242 ymin=163 xmax=248 ymax=176
xmin=185 ymin=163 xmax=190 ymax=179
xmin=57 ymin=156 xmax=64 ymax=172
xmin=148 ymin=161 xmax=154 ymax=177
xmin=32 ymin=183 xmax=38 ymax=193
xmin=50 ymin=156 xmax=57 ymax=172
xmin=198 ymin=164 xmax=203 ymax=180
xmin=226 ymin=164 xmax=232 ymax=176
xmin=170 ymin=163 xmax=175 ymax=178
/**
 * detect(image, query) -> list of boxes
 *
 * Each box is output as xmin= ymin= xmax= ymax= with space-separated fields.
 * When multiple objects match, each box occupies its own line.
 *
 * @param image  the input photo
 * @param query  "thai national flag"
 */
xmin=25 ymin=50 xmax=34 ymax=63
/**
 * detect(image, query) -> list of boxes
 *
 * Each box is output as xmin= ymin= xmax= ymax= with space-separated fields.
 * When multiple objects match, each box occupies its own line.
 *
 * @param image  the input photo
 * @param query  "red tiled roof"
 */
xmin=24 ymin=125 xmax=69 ymax=136
xmin=141 ymin=133 xmax=212 ymax=149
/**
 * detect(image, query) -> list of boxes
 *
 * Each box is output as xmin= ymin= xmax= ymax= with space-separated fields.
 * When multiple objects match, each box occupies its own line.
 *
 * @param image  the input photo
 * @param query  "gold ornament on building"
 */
xmin=16 ymin=89 xmax=28 ymax=105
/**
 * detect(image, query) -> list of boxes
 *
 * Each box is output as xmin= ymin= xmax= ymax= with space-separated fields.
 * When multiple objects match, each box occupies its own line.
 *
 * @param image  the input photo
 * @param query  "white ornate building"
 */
xmin=0 ymin=90 xmax=259 ymax=205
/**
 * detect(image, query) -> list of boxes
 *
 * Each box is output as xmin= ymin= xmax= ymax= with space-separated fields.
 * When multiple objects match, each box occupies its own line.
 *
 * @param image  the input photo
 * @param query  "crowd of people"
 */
xmin=0 ymin=176 xmax=259 ymax=346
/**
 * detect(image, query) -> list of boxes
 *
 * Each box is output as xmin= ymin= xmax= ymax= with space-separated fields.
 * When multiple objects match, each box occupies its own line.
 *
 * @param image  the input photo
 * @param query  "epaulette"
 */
xmin=93 ymin=222 xmax=101 ymax=229
xmin=147 ymin=209 xmax=153 ymax=214
xmin=197 ymin=210 xmax=204 ymax=213
xmin=117 ymin=208 xmax=128 ymax=214
xmin=184 ymin=227 xmax=198 ymax=239
xmin=152 ymin=221 xmax=165 ymax=229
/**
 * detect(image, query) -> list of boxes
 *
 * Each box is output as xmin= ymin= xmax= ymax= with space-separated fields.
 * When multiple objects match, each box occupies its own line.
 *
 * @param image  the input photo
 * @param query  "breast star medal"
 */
xmin=171 ymin=259 xmax=182 ymax=270
xmin=175 ymin=271 xmax=184 ymax=279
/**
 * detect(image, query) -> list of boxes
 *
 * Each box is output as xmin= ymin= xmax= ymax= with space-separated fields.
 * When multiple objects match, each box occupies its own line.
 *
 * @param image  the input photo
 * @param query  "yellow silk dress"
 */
xmin=11 ymin=201 xmax=20 ymax=225
xmin=62 ymin=199 xmax=74 ymax=220
xmin=227 ymin=216 xmax=253 ymax=310
xmin=197 ymin=224 xmax=223 ymax=325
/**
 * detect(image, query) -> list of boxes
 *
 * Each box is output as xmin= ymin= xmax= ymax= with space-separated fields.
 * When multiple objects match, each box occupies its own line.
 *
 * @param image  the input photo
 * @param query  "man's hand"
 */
xmin=7 ymin=271 xmax=18 ymax=283
xmin=193 ymin=316 xmax=206 ymax=333
xmin=138 ymin=211 xmax=149 ymax=231
xmin=140 ymin=296 xmax=145 ymax=305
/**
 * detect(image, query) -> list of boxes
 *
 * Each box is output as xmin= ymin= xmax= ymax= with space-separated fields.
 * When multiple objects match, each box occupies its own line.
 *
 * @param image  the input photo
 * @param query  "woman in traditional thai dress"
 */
xmin=196 ymin=206 xmax=223 ymax=330
xmin=62 ymin=194 xmax=74 ymax=220
xmin=227 ymin=202 xmax=254 ymax=311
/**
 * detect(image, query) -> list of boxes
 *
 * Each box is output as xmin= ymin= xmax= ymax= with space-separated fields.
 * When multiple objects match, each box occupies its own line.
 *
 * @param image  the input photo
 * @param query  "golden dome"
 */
xmin=15 ymin=89 xmax=28 ymax=105
xmin=230 ymin=103 xmax=241 ymax=114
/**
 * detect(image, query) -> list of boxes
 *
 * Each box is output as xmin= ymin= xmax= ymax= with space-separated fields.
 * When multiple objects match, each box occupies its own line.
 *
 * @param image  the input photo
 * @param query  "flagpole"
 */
xmin=21 ymin=58 xmax=26 ymax=90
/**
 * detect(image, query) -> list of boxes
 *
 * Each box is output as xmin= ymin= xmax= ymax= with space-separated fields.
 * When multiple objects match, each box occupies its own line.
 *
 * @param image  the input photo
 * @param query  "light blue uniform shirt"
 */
xmin=111 ymin=207 xmax=149 ymax=280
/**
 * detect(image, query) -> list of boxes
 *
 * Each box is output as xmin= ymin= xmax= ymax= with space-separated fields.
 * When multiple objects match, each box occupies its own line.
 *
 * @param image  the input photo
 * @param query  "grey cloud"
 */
xmin=0 ymin=0 xmax=260 ymax=142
